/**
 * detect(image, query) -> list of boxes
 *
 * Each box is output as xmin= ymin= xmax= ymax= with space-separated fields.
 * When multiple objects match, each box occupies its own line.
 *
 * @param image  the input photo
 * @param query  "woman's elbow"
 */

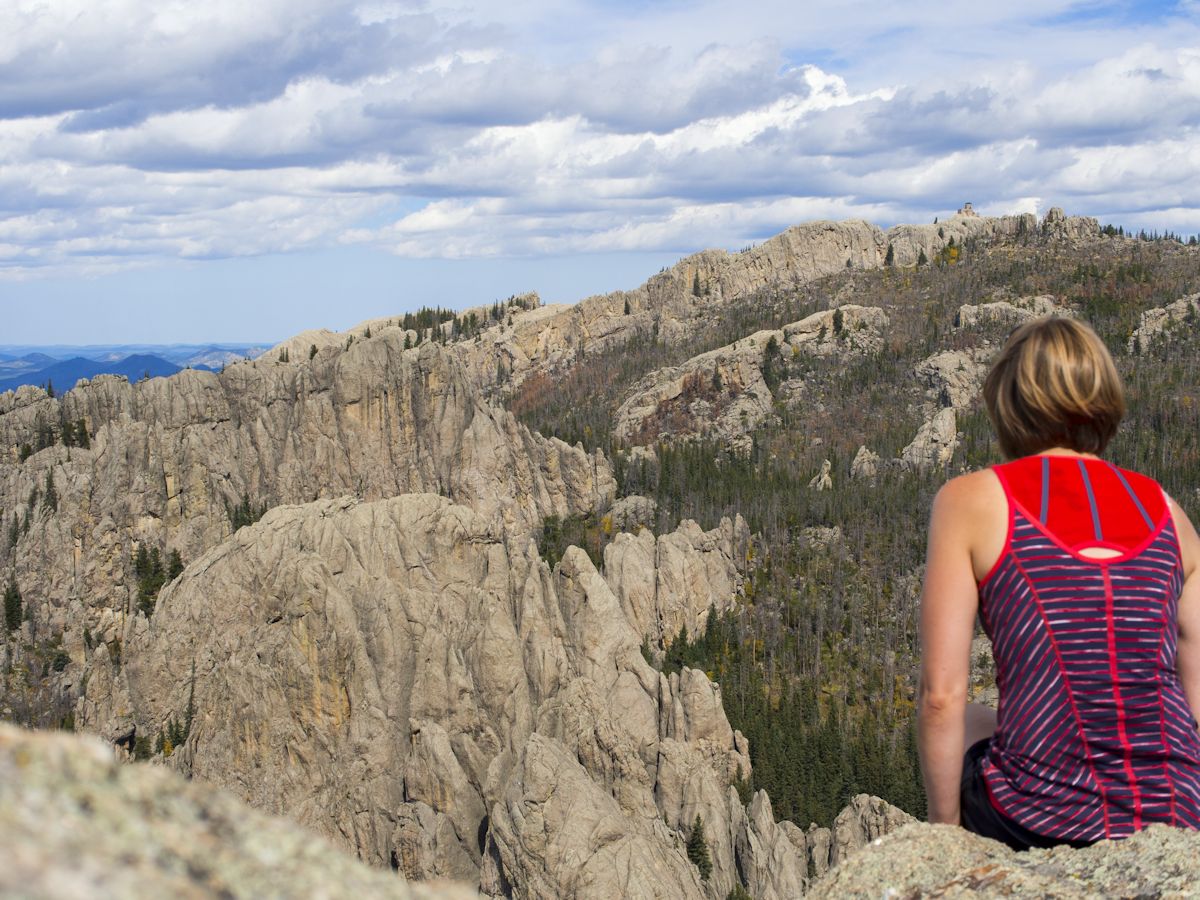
xmin=918 ymin=683 xmax=968 ymax=718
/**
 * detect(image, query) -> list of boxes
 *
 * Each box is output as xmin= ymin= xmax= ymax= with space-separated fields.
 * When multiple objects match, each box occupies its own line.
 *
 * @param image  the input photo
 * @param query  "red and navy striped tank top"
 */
xmin=979 ymin=454 xmax=1200 ymax=842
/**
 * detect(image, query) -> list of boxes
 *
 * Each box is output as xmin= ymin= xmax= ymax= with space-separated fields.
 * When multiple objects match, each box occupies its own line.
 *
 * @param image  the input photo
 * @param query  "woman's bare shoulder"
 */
xmin=933 ymin=467 xmax=1005 ymax=516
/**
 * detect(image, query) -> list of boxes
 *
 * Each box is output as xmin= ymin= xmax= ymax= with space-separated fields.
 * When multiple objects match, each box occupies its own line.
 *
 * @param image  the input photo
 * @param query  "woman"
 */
xmin=917 ymin=315 xmax=1200 ymax=849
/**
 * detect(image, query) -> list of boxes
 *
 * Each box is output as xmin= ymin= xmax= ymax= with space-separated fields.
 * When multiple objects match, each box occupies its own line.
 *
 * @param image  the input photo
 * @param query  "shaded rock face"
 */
xmin=0 ymin=723 xmax=475 ymax=900
xmin=808 ymin=821 xmax=1200 ymax=898
xmin=1128 ymin=291 xmax=1200 ymax=352
xmin=0 ymin=336 xmax=613 ymax=688
xmin=80 ymin=495 xmax=814 ymax=899
xmin=613 ymin=306 xmax=887 ymax=449
xmin=614 ymin=328 xmax=781 ymax=449
xmin=915 ymin=348 xmax=992 ymax=412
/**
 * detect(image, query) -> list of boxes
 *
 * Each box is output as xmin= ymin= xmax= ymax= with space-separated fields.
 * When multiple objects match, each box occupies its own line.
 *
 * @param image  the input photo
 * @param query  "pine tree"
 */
xmin=884 ymin=244 xmax=894 ymax=266
xmin=309 ymin=344 xmax=318 ymax=360
xmin=43 ymin=470 xmax=58 ymax=513
xmin=686 ymin=814 xmax=712 ymax=881
xmin=76 ymin=419 xmax=89 ymax=449
xmin=917 ymin=248 xmax=928 ymax=267
xmin=4 ymin=578 xmax=21 ymax=632
xmin=167 ymin=549 xmax=184 ymax=581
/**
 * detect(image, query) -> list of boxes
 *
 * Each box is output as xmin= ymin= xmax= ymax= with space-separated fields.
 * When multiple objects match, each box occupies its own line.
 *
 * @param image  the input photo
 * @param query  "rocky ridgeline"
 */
xmin=454 ymin=207 xmax=1097 ymax=396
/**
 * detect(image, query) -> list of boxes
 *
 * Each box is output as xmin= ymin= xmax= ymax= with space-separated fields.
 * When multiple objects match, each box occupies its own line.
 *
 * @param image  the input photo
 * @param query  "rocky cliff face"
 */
xmin=1128 ymin=290 xmax=1200 ymax=352
xmin=76 ymin=494 xmax=818 ymax=898
xmin=0 ymin=335 xmax=613 ymax=707
xmin=613 ymin=306 xmax=887 ymax=451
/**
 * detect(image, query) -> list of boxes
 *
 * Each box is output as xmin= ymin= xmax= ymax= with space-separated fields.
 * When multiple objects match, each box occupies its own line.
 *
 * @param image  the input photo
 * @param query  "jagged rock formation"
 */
xmin=808 ymin=459 xmax=833 ymax=491
xmin=956 ymin=294 xmax=1060 ymax=330
xmin=1 ymin=207 xmax=1122 ymax=899
xmin=827 ymin=794 xmax=915 ymax=866
xmin=900 ymin=407 xmax=958 ymax=472
xmin=808 ymin=822 xmax=1200 ymax=898
xmin=1041 ymin=206 xmax=1101 ymax=243
xmin=850 ymin=445 xmax=880 ymax=480
xmin=613 ymin=306 xmax=886 ymax=449
xmin=608 ymin=494 xmax=657 ymax=531
xmin=604 ymin=514 xmax=749 ymax=646
xmin=76 ymin=494 xmax=812 ymax=899
xmin=1128 ymin=291 xmax=1200 ymax=352
xmin=467 ymin=222 xmax=893 ymax=393
xmin=0 ymin=337 xmax=613 ymax=703
xmin=0 ymin=722 xmax=474 ymax=900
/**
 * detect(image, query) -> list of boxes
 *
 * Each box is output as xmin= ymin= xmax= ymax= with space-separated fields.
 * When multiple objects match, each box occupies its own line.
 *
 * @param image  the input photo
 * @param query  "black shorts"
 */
xmin=960 ymin=738 xmax=1094 ymax=851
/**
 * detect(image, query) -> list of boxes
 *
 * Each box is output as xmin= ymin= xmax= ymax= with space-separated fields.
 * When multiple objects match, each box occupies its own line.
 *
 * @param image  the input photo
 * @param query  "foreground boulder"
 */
xmin=0 ymin=723 xmax=474 ymax=900
xmin=808 ymin=821 xmax=1200 ymax=898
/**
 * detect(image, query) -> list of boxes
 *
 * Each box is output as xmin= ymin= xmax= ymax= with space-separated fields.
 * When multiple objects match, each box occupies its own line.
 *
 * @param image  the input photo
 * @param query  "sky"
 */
xmin=1 ymin=0 xmax=1199 ymax=344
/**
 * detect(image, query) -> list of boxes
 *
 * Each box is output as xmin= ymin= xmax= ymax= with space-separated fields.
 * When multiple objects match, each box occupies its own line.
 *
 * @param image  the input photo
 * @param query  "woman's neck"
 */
xmin=1032 ymin=447 xmax=1101 ymax=460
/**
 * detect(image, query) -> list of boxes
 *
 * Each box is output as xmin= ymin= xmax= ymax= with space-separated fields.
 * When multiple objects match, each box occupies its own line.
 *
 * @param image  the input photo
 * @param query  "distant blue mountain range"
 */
xmin=0 ymin=354 xmax=188 ymax=395
xmin=0 ymin=342 xmax=273 ymax=395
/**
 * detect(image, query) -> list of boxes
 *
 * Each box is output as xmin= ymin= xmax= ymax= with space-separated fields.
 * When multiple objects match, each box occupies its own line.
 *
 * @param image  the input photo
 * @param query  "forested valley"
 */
xmin=513 ymin=234 xmax=1200 ymax=828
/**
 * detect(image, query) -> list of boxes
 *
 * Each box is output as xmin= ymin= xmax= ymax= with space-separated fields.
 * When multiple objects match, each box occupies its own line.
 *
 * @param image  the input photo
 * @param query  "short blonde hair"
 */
xmin=982 ymin=316 xmax=1124 ymax=459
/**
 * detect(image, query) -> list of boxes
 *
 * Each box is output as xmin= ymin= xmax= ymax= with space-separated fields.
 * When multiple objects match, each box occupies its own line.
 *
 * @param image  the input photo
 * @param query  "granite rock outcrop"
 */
xmin=0 ymin=336 xmax=614 ymax=712
xmin=808 ymin=821 xmax=1200 ymax=898
xmin=0 ymin=722 xmax=475 ymax=900
xmin=613 ymin=306 xmax=887 ymax=449
xmin=77 ymin=494 xmax=811 ymax=899
xmin=900 ymin=407 xmax=958 ymax=472
xmin=955 ymin=294 xmax=1060 ymax=330
xmin=1128 ymin=291 xmax=1200 ymax=352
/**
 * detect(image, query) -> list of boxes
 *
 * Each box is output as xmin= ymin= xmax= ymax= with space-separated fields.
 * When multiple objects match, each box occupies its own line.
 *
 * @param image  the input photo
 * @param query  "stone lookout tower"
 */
xmin=958 ymin=202 xmax=977 ymax=217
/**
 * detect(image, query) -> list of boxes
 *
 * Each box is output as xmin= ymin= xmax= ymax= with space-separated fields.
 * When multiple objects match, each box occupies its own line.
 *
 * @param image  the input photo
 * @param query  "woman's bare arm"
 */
xmin=1169 ymin=497 xmax=1200 ymax=727
xmin=917 ymin=475 xmax=985 ymax=824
